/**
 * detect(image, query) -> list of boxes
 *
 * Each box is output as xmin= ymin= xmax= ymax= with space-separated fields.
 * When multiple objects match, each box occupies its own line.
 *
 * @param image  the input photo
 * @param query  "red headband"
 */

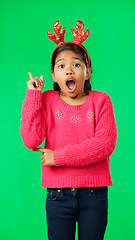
xmin=47 ymin=20 xmax=90 ymax=67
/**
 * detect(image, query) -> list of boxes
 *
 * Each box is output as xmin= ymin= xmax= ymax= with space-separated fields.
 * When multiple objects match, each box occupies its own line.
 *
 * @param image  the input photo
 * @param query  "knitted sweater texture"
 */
xmin=20 ymin=89 xmax=118 ymax=188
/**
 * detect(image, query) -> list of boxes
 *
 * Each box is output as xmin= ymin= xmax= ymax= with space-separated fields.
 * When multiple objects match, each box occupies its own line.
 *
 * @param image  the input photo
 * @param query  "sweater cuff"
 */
xmin=25 ymin=89 xmax=42 ymax=103
xmin=54 ymin=148 xmax=68 ymax=167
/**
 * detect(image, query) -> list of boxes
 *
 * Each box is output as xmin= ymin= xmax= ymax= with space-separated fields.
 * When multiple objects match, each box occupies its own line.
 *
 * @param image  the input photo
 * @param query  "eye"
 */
xmin=58 ymin=64 xmax=65 ymax=69
xmin=73 ymin=63 xmax=80 ymax=67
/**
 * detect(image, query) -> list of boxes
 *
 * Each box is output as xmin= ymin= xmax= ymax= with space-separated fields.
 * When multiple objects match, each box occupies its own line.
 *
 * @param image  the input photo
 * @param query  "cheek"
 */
xmin=53 ymin=70 xmax=58 ymax=81
xmin=83 ymin=68 xmax=87 ymax=77
xmin=77 ymin=68 xmax=87 ymax=78
xmin=54 ymin=69 xmax=62 ymax=78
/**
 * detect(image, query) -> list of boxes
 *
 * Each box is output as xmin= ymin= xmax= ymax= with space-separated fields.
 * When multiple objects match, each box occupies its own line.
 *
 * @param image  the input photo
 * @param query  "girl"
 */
xmin=20 ymin=21 xmax=117 ymax=240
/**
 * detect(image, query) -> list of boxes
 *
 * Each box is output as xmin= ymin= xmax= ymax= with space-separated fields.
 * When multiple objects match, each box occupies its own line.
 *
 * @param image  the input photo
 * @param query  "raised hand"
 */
xmin=27 ymin=72 xmax=44 ymax=91
xmin=32 ymin=148 xmax=55 ymax=166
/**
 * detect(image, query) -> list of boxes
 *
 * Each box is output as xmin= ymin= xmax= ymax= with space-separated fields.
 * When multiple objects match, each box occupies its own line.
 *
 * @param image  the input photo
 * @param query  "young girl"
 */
xmin=20 ymin=21 xmax=117 ymax=240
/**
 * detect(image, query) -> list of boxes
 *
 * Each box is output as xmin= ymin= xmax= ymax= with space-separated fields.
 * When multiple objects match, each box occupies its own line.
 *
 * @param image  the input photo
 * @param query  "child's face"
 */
xmin=51 ymin=50 xmax=91 ymax=98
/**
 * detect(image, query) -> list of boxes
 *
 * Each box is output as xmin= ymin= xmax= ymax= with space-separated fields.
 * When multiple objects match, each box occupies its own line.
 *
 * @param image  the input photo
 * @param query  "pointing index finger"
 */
xmin=28 ymin=72 xmax=34 ymax=80
xmin=32 ymin=148 xmax=46 ymax=153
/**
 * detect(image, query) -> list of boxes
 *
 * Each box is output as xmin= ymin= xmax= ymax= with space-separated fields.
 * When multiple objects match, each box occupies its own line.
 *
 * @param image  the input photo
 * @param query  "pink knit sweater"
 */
xmin=20 ymin=89 xmax=117 ymax=188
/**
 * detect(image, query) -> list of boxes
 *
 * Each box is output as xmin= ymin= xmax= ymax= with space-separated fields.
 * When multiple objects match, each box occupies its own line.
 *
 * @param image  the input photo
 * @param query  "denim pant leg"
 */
xmin=45 ymin=188 xmax=77 ymax=240
xmin=77 ymin=187 xmax=108 ymax=240
xmin=45 ymin=187 xmax=108 ymax=240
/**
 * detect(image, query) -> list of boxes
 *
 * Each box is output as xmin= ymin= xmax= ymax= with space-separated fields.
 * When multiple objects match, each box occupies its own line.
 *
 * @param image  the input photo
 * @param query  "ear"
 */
xmin=51 ymin=70 xmax=56 ymax=82
xmin=86 ymin=67 xmax=91 ymax=80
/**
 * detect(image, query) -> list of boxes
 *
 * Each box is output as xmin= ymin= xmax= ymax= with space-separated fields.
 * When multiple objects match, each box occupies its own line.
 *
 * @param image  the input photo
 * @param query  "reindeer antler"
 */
xmin=71 ymin=20 xmax=89 ymax=44
xmin=47 ymin=21 xmax=66 ymax=45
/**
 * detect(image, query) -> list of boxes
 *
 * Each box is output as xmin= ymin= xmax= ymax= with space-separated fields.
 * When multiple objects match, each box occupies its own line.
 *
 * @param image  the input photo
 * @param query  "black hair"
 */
xmin=51 ymin=42 xmax=92 ymax=92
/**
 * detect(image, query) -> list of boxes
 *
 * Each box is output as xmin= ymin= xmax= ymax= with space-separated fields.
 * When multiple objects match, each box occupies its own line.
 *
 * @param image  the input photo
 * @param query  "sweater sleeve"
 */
xmin=54 ymin=92 xmax=118 ymax=167
xmin=20 ymin=89 xmax=47 ymax=149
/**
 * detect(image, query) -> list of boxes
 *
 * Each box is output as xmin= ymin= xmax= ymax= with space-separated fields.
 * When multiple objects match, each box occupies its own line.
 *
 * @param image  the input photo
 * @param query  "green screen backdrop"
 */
xmin=0 ymin=0 xmax=135 ymax=239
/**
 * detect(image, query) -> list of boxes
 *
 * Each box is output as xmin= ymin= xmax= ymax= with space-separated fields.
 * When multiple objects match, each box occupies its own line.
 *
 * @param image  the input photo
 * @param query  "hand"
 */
xmin=32 ymin=148 xmax=55 ymax=166
xmin=27 ymin=72 xmax=45 ymax=91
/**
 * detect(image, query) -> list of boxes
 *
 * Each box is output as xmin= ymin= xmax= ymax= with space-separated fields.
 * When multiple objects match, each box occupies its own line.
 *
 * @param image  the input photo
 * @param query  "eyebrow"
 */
xmin=55 ymin=57 xmax=82 ymax=64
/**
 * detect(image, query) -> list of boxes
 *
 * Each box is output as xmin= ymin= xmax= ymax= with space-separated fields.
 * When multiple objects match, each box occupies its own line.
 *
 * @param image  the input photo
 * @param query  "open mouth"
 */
xmin=66 ymin=79 xmax=76 ymax=92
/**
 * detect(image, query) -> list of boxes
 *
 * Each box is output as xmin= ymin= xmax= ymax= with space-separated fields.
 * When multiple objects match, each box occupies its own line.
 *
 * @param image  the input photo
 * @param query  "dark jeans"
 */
xmin=45 ymin=187 xmax=108 ymax=240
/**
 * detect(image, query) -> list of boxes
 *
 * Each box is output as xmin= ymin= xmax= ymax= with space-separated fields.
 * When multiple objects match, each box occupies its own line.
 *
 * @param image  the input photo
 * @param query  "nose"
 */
xmin=66 ymin=70 xmax=73 ymax=75
xmin=66 ymin=67 xmax=73 ymax=75
xmin=65 ymin=64 xmax=74 ymax=75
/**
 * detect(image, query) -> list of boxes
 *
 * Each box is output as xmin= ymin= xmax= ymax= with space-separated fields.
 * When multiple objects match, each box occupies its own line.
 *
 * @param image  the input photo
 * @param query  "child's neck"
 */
xmin=59 ymin=91 xmax=89 ymax=106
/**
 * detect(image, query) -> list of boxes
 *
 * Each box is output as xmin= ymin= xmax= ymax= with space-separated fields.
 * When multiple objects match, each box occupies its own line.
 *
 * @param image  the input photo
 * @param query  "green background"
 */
xmin=0 ymin=0 xmax=135 ymax=239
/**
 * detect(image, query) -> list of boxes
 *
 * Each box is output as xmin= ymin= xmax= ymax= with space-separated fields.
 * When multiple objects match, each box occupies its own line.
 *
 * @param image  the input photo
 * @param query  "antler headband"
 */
xmin=47 ymin=20 xmax=90 ymax=67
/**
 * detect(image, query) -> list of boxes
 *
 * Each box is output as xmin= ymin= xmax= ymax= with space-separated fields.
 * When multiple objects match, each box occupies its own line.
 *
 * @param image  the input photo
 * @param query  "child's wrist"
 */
xmin=26 ymin=89 xmax=42 ymax=102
